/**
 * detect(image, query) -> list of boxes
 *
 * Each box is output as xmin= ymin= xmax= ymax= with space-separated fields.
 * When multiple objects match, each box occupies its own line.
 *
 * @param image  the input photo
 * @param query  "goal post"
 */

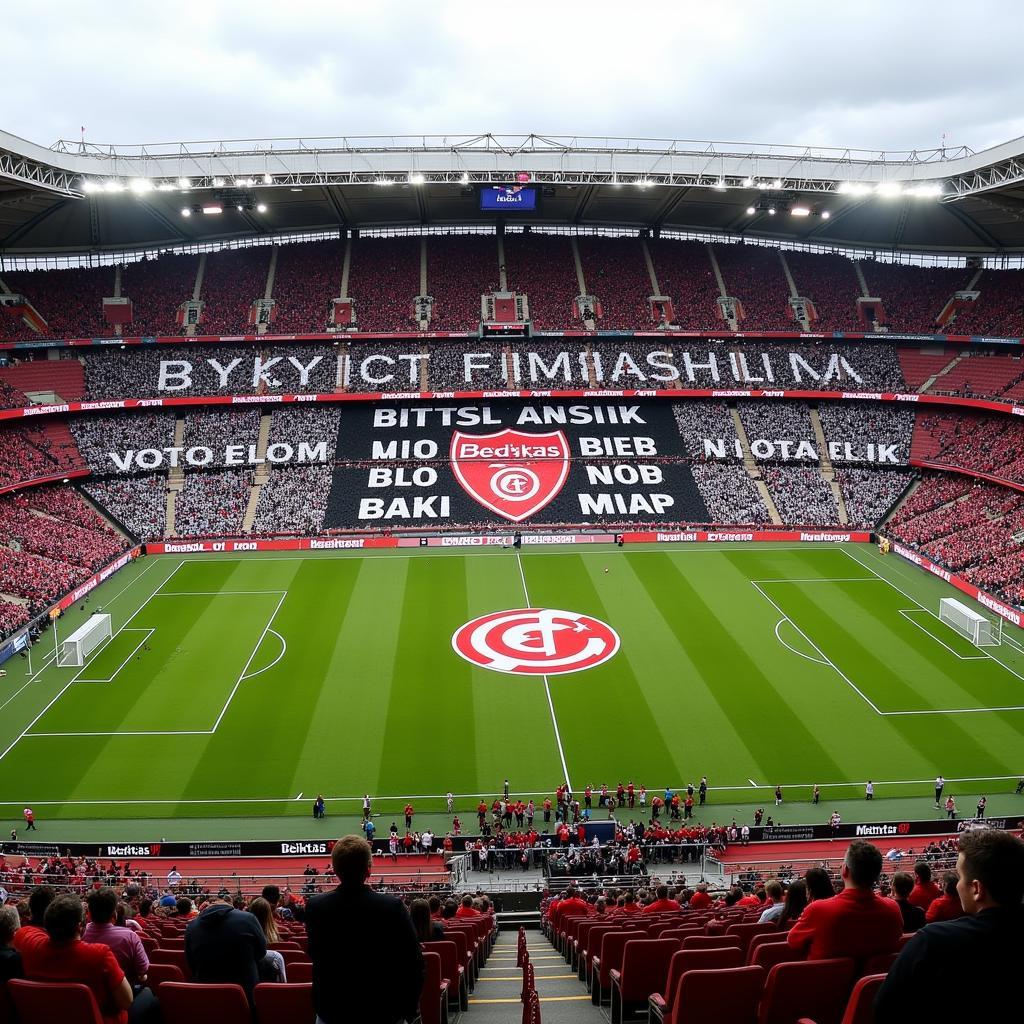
xmin=56 ymin=614 xmax=112 ymax=667
xmin=939 ymin=598 xmax=1002 ymax=647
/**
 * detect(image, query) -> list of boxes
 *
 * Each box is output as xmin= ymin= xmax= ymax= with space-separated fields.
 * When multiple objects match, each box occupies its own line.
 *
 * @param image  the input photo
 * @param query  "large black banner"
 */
xmin=324 ymin=400 xmax=708 ymax=528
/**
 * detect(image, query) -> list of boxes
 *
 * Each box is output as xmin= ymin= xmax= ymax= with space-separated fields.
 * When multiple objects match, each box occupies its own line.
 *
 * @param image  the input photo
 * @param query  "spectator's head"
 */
xmin=941 ymin=872 xmax=958 ymax=898
xmin=0 ymin=906 xmax=18 ymax=948
xmin=28 ymin=885 xmax=56 ymax=926
xmin=175 ymin=897 xmax=192 ymax=918
xmin=442 ymin=900 xmax=457 ymax=919
xmin=781 ymin=880 xmax=808 ymax=923
xmin=724 ymin=887 xmax=743 ymax=906
xmin=428 ymin=896 xmax=441 ymax=914
xmin=956 ymin=830 xmax=1024 ymax=912
xmin=804 ymin=867 xmax=835 ymax=902
xmin=655 ymin=884 xmax=668 ymax=900
xmin=85 ymin=887 xmax=118 ymax=926
xmin=842 ymin=841 xmax=883 ymax=890
xmin=765 ymin=880 xmax=783 ymax=904
xmin=409 ymin=899 xmax=433 ymax=941
xmin=460 ymin=894 xmax=474 ymax=909
xmin=261 ymin=885 xmax=280 ymax=907
xmin=331 ymin=836 xmax=373 ymax=886
xmin=248 ymin=897 xmax=279 ymax=943
xmin=892 ymin=872 xmax=914 ymax=900
xmin=695 ymin=882 xmax=708 ymax=894
xmin=44 ymin=895 xmax=84 ymax=944
xmin=913 ymin=861 xmax=932 ymax=884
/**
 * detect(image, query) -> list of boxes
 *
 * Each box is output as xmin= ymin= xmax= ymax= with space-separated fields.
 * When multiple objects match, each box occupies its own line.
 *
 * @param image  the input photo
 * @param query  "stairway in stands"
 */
xmin=472 ymin=929 xmax=599 ymax=1024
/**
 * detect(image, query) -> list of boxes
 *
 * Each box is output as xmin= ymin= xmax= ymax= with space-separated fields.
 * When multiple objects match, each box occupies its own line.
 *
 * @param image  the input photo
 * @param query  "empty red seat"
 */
xmin=253 ymin=982 xmax=315 ymax=1024
xmin=747 ymin=932 xmax=791 ymax=961
xmin=759 ymin=958 xmax=856 ymax=1024
xmin=419 ymin=951 xmax=449 ymax=1024
xmin=650 ymin=947 xmax=745 ymax=1022
xmin=145 ymin=962 xmax=184 ymax=986
xmin=591 ymin=930 xmax=635 ymax=1005
xmin=157 ymin=982 xmax=252 ymax=1024
xmin=609 ymin=937 xmax=678 ymax=1024
xmin=287 ymin=962 xmax=313 ymax=983
xmin=682 ymin=935 xmax=742 ymax=951
xmin=423 ymin=939 xmax=467 ymax=1011
xmin=8 ymin=980 xmax=104 ymax=1024
xmin=668 ymin=965 xmax=766 ymax=1024
xmin=751 ymin=939 xmax=805 ymax=972
xmin=727 ymin=922 xmax=780 ymax=956
xmin=150 ymin=948 xmax=191 ymax=980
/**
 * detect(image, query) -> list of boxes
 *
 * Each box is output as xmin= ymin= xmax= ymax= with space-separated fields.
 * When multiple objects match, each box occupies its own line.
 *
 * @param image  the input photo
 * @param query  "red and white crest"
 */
xmin=449 ymin=429 xmax=570 ymax=523
xmin=452 ymin=608 xmax=620 ymax=675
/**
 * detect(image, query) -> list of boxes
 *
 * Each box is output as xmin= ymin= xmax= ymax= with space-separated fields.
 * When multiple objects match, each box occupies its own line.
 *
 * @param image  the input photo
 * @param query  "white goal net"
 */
xmin=939 ymin=598 xmax=1001 ymax=647
xmin=57 ymin=614 xmax=112 ymax=667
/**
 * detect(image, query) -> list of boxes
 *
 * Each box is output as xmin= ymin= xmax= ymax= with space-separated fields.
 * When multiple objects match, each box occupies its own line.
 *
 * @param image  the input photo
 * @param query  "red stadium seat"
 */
xmin=758 ymin=958 xmax=856 ymax=1024
xmin=253 ymin=982 xmax=315 ymax=1024
xmin=591 ymin=930 xmax=635 ymax=1005
xmin=287 ymin=962 xmax=313 ymax=983
xmin=726 ymin=922 xmax=780 ymax=956
xmin=667 ymin=965 xmax=765 ymax=1024
xmin=795 ymin=974 xmax=887 ymax=1024
xmin=682 ymin=935 xmax=742 ymax=951
xmin=419 ymin=951 xmax=449 ymax=1024
xmin=751 ymin=940 xmax=805 ymax=972
xmin=150 ymin=947 xmax=192 ymax=980
xmin=8 ymin=980 xmax=104 ymax=1024
xmin=861 ymin=952 xmax=898 ymax=976
xmin=145 ymin=962 xmax=184 ymax=986
xmin=157 ymin=982 xmax=251 ymax=1024
xmin=609 ymin=937 xmax=678 ymax=1023
xmin=649 ymin=947 xmax=745 ymax=1022
xmin=423 ymin=939 xmax=467 ymax=1011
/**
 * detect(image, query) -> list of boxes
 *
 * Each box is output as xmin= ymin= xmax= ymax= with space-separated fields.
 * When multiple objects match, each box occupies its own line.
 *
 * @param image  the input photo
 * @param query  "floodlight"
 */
xmin=409 ymin=172 xmax=425 ymax=185
xmin=263 ymin=173 xmax=273 ymax=184
xmin=256 ymin=203 xmax=267 ymax=213
xmin=743 ymin=177 xmax=753 ymax=187
xmin=908 ymin=183 xmax=942 ymax=198
xmin=773 ymin=178 xmax=782 ymax=189
xmin=713 ymin=179 xmax=727 ymax=191
xmin=104 ymin=180 xmax=124 ymax=192
xmin=179 ymin=177 xmax=192 ymax=189
xmin=156 ymin=183 xmax=175 ymax=191
xmin=460 ymin=172 xmax=470 ymax=185
xmin=81 ymin=179 xmax=100 ymax=193
xmin=181 ymin=207 xmax=191 ymax=217
xmin=202 ymin=204 xmax=223 ymax=214
xmin=821 ymin=210 xmax=831 ymax=219
xmin=791 ymin=206 xmax=811 ymax=217
xmin=213 ymin=177 xmax=224 ymax=187
xmin=876 ymin=182 xmax=903 ymax=197
xmin=236 ymin=204 xmax=244 ymax=211
xmin=767 ymin=206 xmax=776 ymax=215
xmin=746 ymin=206 xmax=756 ymax=215
xmin=129 ymin=179 xmax=153 ymax=194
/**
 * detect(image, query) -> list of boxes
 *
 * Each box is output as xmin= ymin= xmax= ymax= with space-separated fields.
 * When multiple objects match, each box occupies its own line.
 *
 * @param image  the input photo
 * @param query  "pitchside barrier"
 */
xmin=2 ymin=815 xmax=1015 ymax=863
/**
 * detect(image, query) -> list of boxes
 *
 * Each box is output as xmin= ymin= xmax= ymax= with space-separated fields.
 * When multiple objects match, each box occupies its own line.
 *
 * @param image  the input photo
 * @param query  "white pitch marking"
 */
xmin=897 ymin=610 xmax=987 ymax=660
xmin=209 ymin=591 xmax=289 ymax=733
xmin=747 ymin=779 xmax=757 ymax=787
xmin=296 ymin=792 xmax=303 ymax=801
xmin=239 ymin=629 xmax=287 ymax=681
xmin=0 ymin=560 xmax=187 ymax=762
xmin=751 ymin=581 xmax=884 ymax=715
xmin=75 ymin=629 xmax=157 ymax=683
xmin=842 ymin=546 xmax=1024 ymax=705
xmin=774 ymin=618 xmax=829 ymax=666
xmin=515 ymin=550 xmax=572 ymax=793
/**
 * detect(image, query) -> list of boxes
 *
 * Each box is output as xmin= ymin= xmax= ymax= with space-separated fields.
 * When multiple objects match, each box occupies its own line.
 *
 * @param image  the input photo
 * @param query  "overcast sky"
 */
xmin=7 ymin=0 xmax=1024 ymax=153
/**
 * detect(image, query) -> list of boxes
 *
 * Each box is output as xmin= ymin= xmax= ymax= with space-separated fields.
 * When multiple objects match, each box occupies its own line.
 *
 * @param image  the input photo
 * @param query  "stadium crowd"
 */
xmin=762 ymin=467 xmax=840 ymax=524
xmin=173 ymin=471 xmax=249 ymax=538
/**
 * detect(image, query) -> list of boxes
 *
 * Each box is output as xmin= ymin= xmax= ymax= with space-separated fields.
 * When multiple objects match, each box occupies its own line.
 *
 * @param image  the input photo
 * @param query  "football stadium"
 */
xmin=1 ymin=6 xmax=1023 ymax=1022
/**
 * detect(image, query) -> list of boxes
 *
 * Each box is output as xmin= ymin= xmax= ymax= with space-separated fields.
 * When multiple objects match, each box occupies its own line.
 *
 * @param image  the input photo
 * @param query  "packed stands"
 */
xmin=837 ymin=468 xmax=912 ymax=526
xmin=254 ymin=465 xmax=334 ymax=535
xmin=739 ymin=402 xmax=817 ymax=460
xmin=428 ymin=342 xmax=506 ymax=390
xmin=121 ymin=253 xmax=201 ymax=336
xmin=503 ymin=232 xmax=579 ymax=330
xmin=817 ymin=402 xmax=915 ymax=463
xmin=0 ymin=265 xmax=112 ymax=341
xmin=346 ymin=235 xmax=421 ymax=332
xmin=71 ymin=412 xmax=177 ymax=474
xmin=673 ymin=402 xmax=740 ymax=460
xmin=269 ymin=239 xmax=345 ymax=333
xmin=198 ymin=248 xmax=272 ymax=335
xmin=714 ymin=244 xmax=791 ymax=331
xmin=0 ymin=376 xmax=28 ymax=410
xmin=912 ymin=410 xmax=1024 ymax=485
xmin=85 ymin=474 xmax=167 ymax=540
xmin=267 ymin=406 xmax=341 ymax=449
xmin=950 ymin=267 xmax=1024 ymax=337
xmin=763 ymin=466 xmax=839 ymax=524
xmin=692 ymin=464 xmax=769 ymax=524
xmin=173 ymin=470 xmax=250 ymax=537
xmin=784 ymin=251 xmax=863 ymax=331
xmin=861 ymin=262 xmax=969 ymax=333
xmin=649 ymin=239 xmax=721 ymax=330
xmin=0 ymin=424 xmax=84 ymax=490
xmin=182 ymin=409 xmax=261 ymax=467
xmin=577 ymin=236 xmax=652 ymax=329
xmin=427 ymin=235 xmax=499 ymax=331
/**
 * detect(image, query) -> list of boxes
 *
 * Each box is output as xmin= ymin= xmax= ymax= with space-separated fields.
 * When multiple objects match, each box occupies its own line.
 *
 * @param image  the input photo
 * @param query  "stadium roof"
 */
xmin=4 ymin=131 xmax=1024 ymax=258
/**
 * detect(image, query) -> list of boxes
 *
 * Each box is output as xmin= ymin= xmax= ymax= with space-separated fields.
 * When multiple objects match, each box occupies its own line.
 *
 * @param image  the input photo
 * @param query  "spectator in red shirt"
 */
xmin=13 ymin=885 xmax=55 ymax=949
xmin=642 ymin=885 xmax=681 ymax=913
xmin=787 ymin=841 xmax=903 ymax=962
xmin=908 ymin=861 xmax=941 ymax=910
xmin=689 ymin=883 xmax=711 ymax=909
xmin=924 ymin=872 xmax=965 ymax=923
xmin=18 ymin=894 xmax=134 ymax=1024
xmin=404 ymin=804 xmax=414 ymax=829
xmin=455 ymin=895 xmax=481 ymax=919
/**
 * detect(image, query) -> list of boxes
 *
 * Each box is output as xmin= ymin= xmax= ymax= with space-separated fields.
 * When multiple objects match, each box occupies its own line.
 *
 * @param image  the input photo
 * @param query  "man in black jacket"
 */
xmin=876 ymin=829 xmax=1024 ymax=1022
xmin=306 ymin=835 xmax=424 ymax=1024
xmin=184 ymin=897 xmax=267 ymax=1002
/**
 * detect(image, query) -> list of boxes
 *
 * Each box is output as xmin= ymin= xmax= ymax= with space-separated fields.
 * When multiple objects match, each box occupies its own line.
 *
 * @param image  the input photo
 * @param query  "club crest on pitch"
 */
xmin=452 ymin=608 xmax=620 ymax=675
xmin=449 ymin=428 xmax=570 ymax=522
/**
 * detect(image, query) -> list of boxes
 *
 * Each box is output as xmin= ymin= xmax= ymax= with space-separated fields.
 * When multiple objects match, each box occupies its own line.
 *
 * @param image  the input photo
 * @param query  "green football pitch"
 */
xmin=0 ymin=543 xmax=1022 ymax=826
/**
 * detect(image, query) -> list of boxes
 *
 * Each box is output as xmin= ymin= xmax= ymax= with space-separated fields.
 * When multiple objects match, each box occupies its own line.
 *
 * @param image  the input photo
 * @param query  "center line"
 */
xmin=515 ymin=550 xmax=572 ymax=792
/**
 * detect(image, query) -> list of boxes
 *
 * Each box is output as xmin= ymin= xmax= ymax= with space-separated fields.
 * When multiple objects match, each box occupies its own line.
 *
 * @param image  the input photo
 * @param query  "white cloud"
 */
xmin=5 ymin=0 xmax=1024 ymax=152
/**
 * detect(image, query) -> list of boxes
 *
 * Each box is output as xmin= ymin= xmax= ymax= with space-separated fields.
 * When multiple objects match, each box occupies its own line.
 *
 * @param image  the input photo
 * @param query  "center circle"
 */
xmin=452 ymin=608 xmax=620 ymax=675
